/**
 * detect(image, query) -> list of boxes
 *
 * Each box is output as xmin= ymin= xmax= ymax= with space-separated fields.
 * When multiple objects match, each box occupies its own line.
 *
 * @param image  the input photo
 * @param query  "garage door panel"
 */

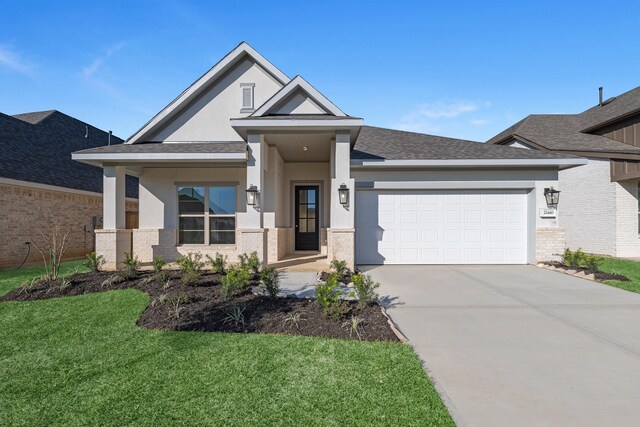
xmin=356 ymin=190 xmax=528 ymax=265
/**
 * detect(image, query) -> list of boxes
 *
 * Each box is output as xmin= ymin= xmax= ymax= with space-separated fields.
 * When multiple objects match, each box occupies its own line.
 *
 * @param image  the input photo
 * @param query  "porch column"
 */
xmin=241 ymin=132 xmax=267 ymax=264
xmin=329 ymin=131 xmax=355 ymax=268
xmin=96 ymin=165 xmax=131 ymax=270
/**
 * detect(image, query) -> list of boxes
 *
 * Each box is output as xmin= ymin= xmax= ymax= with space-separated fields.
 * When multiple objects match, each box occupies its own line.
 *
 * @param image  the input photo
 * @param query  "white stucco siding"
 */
xmin=506 ymin=140 xmax=536 ymax=150
xmin=148 ymin=57 xmax=283 ymax=142
xmin=559 ymin=158 xmax=617 ymax=255
xmin=139 ymin=167 xmax=248 ymax=230
xmin=271 ymin=90 xmax=327 ymax=115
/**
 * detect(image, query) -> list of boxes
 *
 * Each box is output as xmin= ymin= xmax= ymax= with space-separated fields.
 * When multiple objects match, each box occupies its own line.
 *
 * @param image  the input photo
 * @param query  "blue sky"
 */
xmin=2 ymin=0 xmax=640 ymax=141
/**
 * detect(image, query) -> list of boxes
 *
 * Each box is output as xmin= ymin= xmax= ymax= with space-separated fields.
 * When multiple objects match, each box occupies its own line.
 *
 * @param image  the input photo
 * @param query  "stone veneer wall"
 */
xmin=328 ymin=229 xmax=355 ymax=269
xmin=0 ymin=183 xmax=137 ymax=269
xmin=536 ymin=228 xmax=566 ymax=262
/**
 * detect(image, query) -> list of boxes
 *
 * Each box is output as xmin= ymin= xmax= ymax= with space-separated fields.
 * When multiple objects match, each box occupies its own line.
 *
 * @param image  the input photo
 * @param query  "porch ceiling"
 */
xmin=266 ymin=133 xmax=331 ymax=162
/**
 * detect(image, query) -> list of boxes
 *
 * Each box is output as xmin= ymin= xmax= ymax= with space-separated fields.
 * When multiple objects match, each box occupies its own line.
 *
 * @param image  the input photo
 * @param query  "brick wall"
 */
xmin=0 ymin=183 xmax=137 ymax=269
xmin=536 ymin=228 xmax=565 ymax=262
xmin=615 ymin=178 xmax=640 ymax=257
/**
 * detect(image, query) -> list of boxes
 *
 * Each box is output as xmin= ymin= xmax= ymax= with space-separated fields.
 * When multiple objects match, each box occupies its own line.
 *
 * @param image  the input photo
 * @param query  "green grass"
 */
xmin=597 ymin=257 xmax=640 ymax=294
xmin=0 ymin=262 xmax=453 ymax=426
xmin=0 ymin=260 xmax=88 ymax=297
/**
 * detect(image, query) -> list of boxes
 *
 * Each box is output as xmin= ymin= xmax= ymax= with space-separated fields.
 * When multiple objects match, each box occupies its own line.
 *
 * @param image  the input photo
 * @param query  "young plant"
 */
xmin=121 ymin=251 xmax=139 ymax=280
xmin=206 ymin=253 xmax=227 ymax=274
xmin=176 ymin=252 xmax=205 ymax=273
xmin=19 ymin=277 xmax=39 ymax=294
xmin=156 ymin=270 xmax=170 ymax=284
xmin=350 ymin=273 xmax=380 ymax=308
xmin=151 ymin=293 xmax=169 ymax=308
xmin=221 ymin=265 xmax=251 ymax=299
xmin=57 ymin=276 xmax=72 ymax=291
xmin=330 ymin=259 xmax=348 ymax=277
xmin=101 ymin=274 xmax=124 ymax=288
xmin=238 ymin=251 xmax=261 ymax=274
xmin=166 ymin=293 xmax=189 ymax=320
xmin=315 ymin=272 xmax=343 ymax=318
xmin=84 ymin=252 xmax=105 ymax=272
xmin=282 ymin=312 xmax=307 ymax=331
xmin=259 ymin=266 xmax=280 ymax=299
xmin=342 ymin=315 xmax=365 ymax=340
xmin=223 ymin=306 xmax=246 ymax=328
xmin=152 ymin=255 xmax=167 ymax=273
xmin=584 ymin=254 xmax=601 ymax=272
xmin=181 ymin=270 xmax=202 ymax=286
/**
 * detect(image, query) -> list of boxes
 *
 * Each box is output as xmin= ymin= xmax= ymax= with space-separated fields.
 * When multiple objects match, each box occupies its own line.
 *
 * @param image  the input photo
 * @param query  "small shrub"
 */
xmin=84 ymin=252 xmax=104 ymax=272
xmin=181 ymin=270 xmax=202 ymax=286
xmin=152 ymin=255 xmax=167 ymax=273
xmin=162 ymin=278 xmax=172 ymax=290
xmin=19 ymin=277 xmax=39 ymax=294
xmin=206 ymin=253 xmax=227 ymax=274
xmin=259 ymin=266 xmax=280 ymax=299
xmin=584 ymin=254 xmax=601 ymax=272
xmin=176 ymin=252 xmax=205 ymax=273
xmin=342 ymin=315 xmax=365 ymax=339
xmin=141 ymin=275 xmax=155 ymax=286
xmin=238 ymin=251 xmax=261 ymax=274
xmin=561 ymin=248 xmax=574 ymax=267
xmin=101 ymin=274 xmax=124 ymax=288
xmin=223 ymin=306 xmax=246 ymax=328
xmin=221 ymin=265 xmax=251 ymax=299
xmin=330 ymin=259 xmax=348 ymax=277
xmin=57 ymin=276 xmax=72 ymax=291
xmin=151 ymin=293 xmax=169 ymax=308
xmin=121 ymin=251 xmax=139 ymax=280
xmin=156 ymin=270 xmax=170 ymax=284
xmin=350 ymin=273 xmax=380 ymax=308
xmin=316 ymin=272 xmax=343 ymax=317
xmin=283 ymin=312 xmax=307 ymax=331
xmin=166 ymin=293 xmax=189 ymax=319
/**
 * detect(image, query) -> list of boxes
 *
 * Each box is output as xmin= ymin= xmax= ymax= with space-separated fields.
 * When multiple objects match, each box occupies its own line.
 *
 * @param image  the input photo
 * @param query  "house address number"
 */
xmin=539 ymin=208 xmax=556 ymax=218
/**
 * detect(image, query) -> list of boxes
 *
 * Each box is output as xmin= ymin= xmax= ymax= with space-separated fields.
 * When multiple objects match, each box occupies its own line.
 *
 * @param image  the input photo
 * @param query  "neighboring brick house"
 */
xmin=488 ymin=86 xmax=640 ymax=258
xmin=0 ymin=110 xmax=138 ymax=269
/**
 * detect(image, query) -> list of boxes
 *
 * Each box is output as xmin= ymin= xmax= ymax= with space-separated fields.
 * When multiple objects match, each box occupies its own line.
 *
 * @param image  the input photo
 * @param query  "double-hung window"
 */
xmin=178 ymin=186 xmax=237 ymax=245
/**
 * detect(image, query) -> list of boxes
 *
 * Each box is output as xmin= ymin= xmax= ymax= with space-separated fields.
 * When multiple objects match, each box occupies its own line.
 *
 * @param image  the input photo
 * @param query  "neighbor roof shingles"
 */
xmin=75 ymin=141 xmax=247 ymax=155
xmin=0 ymin=110 xmax=138 ymax=197
xmin=352 ymin=126 xmax=578 ymax=161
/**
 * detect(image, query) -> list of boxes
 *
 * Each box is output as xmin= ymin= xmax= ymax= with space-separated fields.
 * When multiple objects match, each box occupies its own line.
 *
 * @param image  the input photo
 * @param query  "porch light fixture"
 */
xmin=246 ymin=185 xmax=259 ymax=206
xmin=338 ymin=183 xmax=350 ymax=205
xmin=544 ymin=187 xmax=560 ymax=207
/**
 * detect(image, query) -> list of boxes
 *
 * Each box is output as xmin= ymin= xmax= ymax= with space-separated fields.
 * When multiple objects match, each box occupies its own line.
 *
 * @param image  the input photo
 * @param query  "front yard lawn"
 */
xmin=597 ymin=257 xmax=640 ymax=294
xmin=0 ymin=263 xmax=453 ymax=426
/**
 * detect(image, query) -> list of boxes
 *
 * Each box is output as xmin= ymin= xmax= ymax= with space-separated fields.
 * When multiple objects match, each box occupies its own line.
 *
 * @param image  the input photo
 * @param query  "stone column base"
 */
xmin=239 ymin=229 xmax=267 ymax=265
xmin=96 ymin=229 xmax=132 ymax=271
xmin=536 ymin=228 xmax=565 ymax=263
xmin=328 ymin=228 xmax=355 ymax=270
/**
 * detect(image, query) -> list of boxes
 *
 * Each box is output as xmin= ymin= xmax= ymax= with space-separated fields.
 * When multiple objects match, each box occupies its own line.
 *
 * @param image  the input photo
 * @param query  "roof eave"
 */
xmin=350 ymin=158 xmax=588 ymax=170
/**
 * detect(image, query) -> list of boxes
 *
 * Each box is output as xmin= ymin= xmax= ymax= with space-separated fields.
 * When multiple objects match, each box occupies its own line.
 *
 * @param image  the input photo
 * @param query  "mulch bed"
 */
xmin=544 ymin=262 xmax=630 ymax=282
xmin=1 ymin=270 xmax=398 ymax=342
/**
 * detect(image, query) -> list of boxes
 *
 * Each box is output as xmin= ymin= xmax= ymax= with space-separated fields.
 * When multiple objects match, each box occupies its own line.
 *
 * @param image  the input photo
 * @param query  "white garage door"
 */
xmin=355 ymin=190 xmax=529 ymax=265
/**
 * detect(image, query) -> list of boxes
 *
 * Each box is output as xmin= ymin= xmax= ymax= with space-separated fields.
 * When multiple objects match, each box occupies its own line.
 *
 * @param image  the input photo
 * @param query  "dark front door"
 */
xmin=295 ymin=185 xmax=319 ymax=251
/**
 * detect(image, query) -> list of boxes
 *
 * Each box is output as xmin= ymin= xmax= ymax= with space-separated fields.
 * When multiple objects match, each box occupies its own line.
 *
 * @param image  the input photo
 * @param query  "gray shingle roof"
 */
xmin=74 ymin=141 xmax=247 ymax=154
xmin=353 ymin=126 xmax=578 ymax=161
xmin=487 ymin=86 xmax=640 ymax=155
xmin=0 ymin=110 xmax=138 ymax=197
xmin=486 ymin=114 xmax=640 ymax=154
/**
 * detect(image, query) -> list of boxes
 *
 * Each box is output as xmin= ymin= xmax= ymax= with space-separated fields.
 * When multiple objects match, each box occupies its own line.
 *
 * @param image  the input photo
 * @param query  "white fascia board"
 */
xmin=231 ymin=118 xmax=363 ymax=127
xmin=126 ymin=42 xmax=290 ymax=144
xmin=72 ymin=152 xmax=248 ymax=162
xmin=350 ymin=158 xmax=588 ymax=168
xmin=251 ymin=75 xmax=346 ymax=117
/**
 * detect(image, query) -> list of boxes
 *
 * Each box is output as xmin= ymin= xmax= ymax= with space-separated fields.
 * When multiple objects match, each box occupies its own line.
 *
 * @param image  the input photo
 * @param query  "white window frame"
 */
xmin=177 ymin=184 xmax=237 ymax=246
xmin=240 ymin=83 xmax=255 ymax=113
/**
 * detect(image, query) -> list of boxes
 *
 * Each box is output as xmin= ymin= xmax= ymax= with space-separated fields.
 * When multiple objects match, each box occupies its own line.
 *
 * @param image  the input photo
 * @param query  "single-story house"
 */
xmin=72 ymin=42 xmax=585 ymax=270
xmin=488 ymin=86 xmax=640 ymax=258
xmin=0 ymin=110 xmax=138 ymax=268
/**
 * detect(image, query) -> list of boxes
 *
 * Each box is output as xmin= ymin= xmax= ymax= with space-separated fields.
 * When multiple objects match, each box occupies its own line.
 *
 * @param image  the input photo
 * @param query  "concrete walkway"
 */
xmin=360 ymin=265 xmax=640 ymax=427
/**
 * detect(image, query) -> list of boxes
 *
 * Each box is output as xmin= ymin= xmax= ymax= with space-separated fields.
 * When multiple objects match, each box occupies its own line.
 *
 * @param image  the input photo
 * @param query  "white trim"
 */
xmin=126 ymin=42 xmax=289 ymax=144
xmin=355 ymin=180 xmax=537 ymax=190
xmin=72 ymin=152 xmax=247 ymax=162
xmin=0 ymin=177 xmax=138 ymax=202
xmin=231 ymin=118 xmax=363 ymax=127
xmin=251 ymin=75 xmax=346 ymax=117
xmin=350 ymin=158 xmax=588 ymax=168
xmin=240 ymin=82 xmax=255 ymax=112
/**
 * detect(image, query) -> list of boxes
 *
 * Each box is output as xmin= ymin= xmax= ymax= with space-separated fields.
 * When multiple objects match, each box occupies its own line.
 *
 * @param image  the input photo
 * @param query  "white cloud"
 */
xmin=82 ymin=42 xmax=125 ymax=77
xmin=0 ymin=45 xmax=34 ymax=74
xmin=411 ymin=101 xmax=482 ymax=118
xmin=470 ymin=118 xmax=490 ymax=126
xmin=393 ymin=100 xmax=490 ymax=134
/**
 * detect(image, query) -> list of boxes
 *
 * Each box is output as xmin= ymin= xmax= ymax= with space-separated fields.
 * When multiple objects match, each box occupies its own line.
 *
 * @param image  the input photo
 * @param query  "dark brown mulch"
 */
xmin=545 ymin=262 xmax=630 ymax=282
xmin=1 ymin=271 xmax=398 ymax=342
xmin=318 ymin=271 xmax=353 ymax=284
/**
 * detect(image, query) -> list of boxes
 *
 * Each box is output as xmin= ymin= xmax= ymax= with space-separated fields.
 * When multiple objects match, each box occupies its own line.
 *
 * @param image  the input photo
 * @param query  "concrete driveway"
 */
xmin=360 ymin=265 xmax=640 ymax=427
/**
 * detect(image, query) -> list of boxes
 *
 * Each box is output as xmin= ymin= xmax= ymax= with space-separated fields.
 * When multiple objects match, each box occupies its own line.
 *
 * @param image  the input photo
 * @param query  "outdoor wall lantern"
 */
xmin=338 ymin=183 xmax=350 ymax=205
xmin=246 ymin=185 xmax=259 ymax=206
xmin=544 ymin=187 xmax=560 ymax=207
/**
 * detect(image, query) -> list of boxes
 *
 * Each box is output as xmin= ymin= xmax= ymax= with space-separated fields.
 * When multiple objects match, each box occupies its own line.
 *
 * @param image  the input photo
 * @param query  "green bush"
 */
xmin=330 ymin=259 xmax=348 ymax=277
xmin=584 ymin=254 xmax=601 ymax=272
xmin=350 ymin=273 xmax=380 ymax=308
xmin=181 ymin=270 xmax=202 ymax=286
xmin=152 ymin=255 xmax=167 ymax=273
xmin=562 ymin=248 xmax=585 ymax=268
xmin=176 ymin=252 xmax=205 ymax=273
xmin=206 ymin=253 xmax=227 ymax=274
xmin=221 ymin=265 xmax=251 ymax=299
xmin=315 ymin=272 xmax=343 ymax=318
xmin=259 ymin=266 xmax=280 ymax=299
xmin=238 ymin=252 xmax=261 ymax=274
xmin=121 ymin=251 xmax=139 ymax=280
xmin=156 ymin=270 xmax=170 ymax=284
xmin=84 ymin=252 xmax=105 ymax=272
